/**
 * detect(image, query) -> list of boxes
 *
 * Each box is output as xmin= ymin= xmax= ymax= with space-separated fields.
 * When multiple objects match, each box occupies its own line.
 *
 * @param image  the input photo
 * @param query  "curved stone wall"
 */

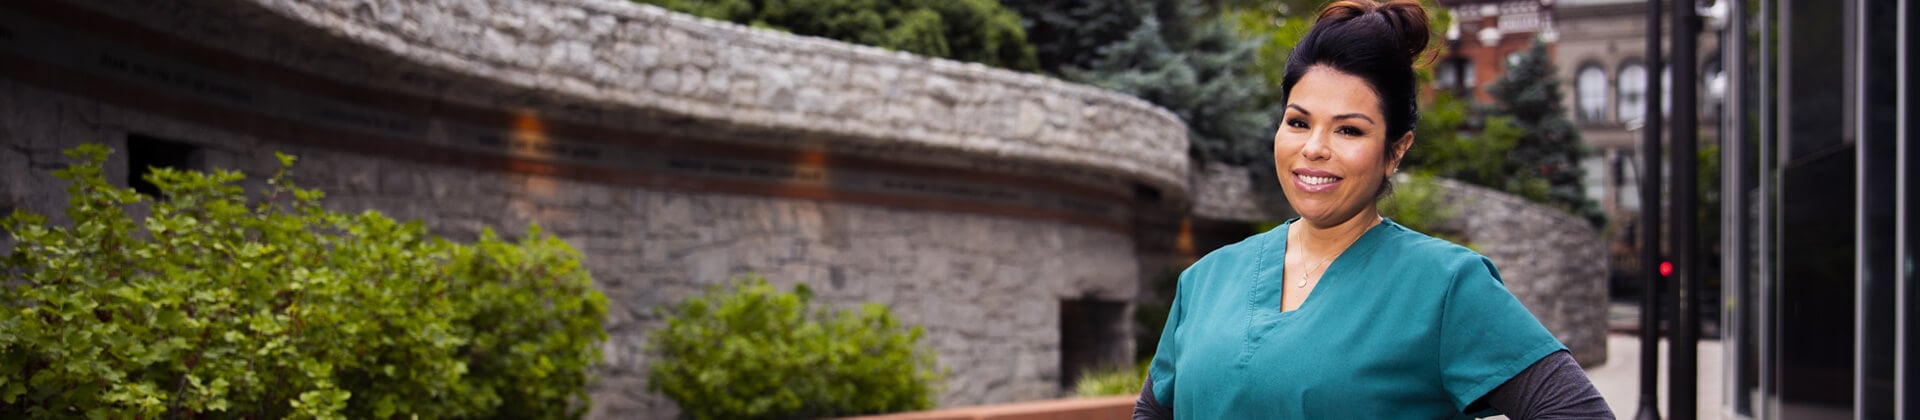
xmin=1429 ymin=178 xmax=1611 ymax=366
xmin=0 ymin=0 xmax=1193 ymax=418
xmin=1189 ymin=162 xmax=1290 ymax=222
xmin=241 ymin=0 xmax=1190 ymax=198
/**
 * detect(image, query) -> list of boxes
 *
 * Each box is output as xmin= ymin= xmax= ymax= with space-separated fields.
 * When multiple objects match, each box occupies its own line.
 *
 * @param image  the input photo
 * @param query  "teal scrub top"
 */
xmin=1147 ymin=218 xmax=1565 ymax=419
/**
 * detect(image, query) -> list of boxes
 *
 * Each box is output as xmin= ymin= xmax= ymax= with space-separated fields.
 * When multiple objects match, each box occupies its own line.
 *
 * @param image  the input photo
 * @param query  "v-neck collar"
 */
xmin=1270 ymin=217 xmax=1393 ymax=315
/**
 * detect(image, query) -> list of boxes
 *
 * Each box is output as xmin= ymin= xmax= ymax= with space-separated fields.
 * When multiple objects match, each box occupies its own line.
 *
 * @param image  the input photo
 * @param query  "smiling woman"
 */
xmin=1133 ymin=1 xmax=1614 ymax=419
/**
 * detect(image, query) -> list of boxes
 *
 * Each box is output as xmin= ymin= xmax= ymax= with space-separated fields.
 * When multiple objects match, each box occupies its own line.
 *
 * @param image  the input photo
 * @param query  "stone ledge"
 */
xmin=1188 ymin=162 xmax=1289 ymax=222
xmin=234 ymin=0 xmax=1192 ymax=198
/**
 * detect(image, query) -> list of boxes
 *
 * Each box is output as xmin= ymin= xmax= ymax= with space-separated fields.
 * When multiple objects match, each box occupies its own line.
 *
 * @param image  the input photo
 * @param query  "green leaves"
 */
xmin=647 ymin=276 xmax=943 ymax=419
xmin=1483 ymin=40 xmax=1605 ymax=226
xmin=1072 ymin=361 xmax=1147 ymax=397
xmin=1 ymin=145 xmax=607 ymax=418
xmin=1015 ymin=0 xmax=1276 ymax=166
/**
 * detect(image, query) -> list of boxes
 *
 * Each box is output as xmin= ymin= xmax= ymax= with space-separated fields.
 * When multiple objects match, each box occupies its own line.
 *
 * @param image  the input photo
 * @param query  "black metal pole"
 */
xmin=1637 ymin=0 xmax=1666 ymax=418
xmin=1669 ymin=0 xmax=1701 ymax=418
xmin=1755 ymin=0 xmax=1777 ymax=415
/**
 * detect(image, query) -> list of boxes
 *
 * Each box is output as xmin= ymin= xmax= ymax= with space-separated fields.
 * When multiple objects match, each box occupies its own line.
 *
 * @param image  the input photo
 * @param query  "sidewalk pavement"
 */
xmin=1480 ymin=332 xmax=1722 ymax=419
xmin=1577 ymin=333 xmax=1724 ymax=420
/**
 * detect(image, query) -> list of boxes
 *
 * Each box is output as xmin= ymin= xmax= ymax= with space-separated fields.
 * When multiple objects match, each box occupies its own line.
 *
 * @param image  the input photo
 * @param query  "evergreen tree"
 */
xmin=1006 ymin=0 xmax=1277 ymax=165
xmin=1485 ymin=40 xmax=1604 ymax=225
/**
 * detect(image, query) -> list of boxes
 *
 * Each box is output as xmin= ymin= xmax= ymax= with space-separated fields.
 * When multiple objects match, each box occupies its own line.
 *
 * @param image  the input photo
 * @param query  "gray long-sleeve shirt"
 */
xmin=1133 ymin=350 xmax=1613 ymax=419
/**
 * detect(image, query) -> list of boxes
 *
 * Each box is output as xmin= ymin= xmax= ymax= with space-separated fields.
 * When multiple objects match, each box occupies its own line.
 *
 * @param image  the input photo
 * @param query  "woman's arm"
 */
xmin=1479 ymin=350 xmax=1614 ymax=419
xmin=1133 ymin=372 xmax=1172 ymax=420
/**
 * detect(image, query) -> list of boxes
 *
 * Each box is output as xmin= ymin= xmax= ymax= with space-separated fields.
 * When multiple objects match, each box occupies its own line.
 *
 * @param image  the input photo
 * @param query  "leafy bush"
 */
xmin=647 ymin=275 xmax=942 ymax=419
xmin=1378 ymin=173 xmax=1471 ymax=248
xmin=1073 ymin=362 xmax=1146 ymax=397
xmin=0 ymin=145 xmax=607 ymax=419
xmin=1406 ymin=93 xmax=1553 ymax=205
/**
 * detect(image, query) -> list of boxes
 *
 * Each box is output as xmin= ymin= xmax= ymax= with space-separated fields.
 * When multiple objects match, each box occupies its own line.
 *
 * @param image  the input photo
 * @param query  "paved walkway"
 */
xmin=1585 ymin=333 xmax=1724 ymax=420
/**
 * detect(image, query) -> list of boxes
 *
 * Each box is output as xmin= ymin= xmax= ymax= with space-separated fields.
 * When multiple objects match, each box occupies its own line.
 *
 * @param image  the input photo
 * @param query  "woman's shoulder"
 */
xmin=1374 ymin=219 xmax=1497 ymax=278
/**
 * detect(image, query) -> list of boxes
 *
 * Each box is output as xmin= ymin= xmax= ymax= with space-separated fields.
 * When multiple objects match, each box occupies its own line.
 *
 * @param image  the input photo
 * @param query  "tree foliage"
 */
xmin=647 ymin=275 xmax=942 ymax=419
xmin=1006 ymin=0 xmax=1276 ymax=166
xmin=637 ymin=0 xmax=1038 ymax=71
xmin=1405 ymin=92 xmax=1548 ymax=200
xmin=1378 ymin=172 xmax=1470 ymax=248
xmin=0 ymin=145 xmax=608 ymax=419
xmin=1484 ymin=40 xmax=1604 ymax=225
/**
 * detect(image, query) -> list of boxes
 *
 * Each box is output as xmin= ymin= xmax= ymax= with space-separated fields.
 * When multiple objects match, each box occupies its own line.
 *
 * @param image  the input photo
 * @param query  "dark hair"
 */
xmin=1279 ymin=0 xmax=1431 ymax=195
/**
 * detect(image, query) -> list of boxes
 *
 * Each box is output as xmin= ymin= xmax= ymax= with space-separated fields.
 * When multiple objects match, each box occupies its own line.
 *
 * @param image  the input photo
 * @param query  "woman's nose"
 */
xmin=1300 ymin=131 xmax=1331 ymax=161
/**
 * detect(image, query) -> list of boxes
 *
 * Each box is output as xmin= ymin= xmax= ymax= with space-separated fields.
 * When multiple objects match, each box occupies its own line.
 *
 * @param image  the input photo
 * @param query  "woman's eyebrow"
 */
xmin=1288 ymin=104 xmax=1375 ymax=125
xmin=1332 ymin=113 xmax=1375 ymax=124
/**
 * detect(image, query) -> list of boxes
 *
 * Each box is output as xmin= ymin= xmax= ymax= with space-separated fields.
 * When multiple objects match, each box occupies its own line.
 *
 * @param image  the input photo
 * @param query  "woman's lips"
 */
xmin=1293 ymin=169 xmax=1342 ymax=193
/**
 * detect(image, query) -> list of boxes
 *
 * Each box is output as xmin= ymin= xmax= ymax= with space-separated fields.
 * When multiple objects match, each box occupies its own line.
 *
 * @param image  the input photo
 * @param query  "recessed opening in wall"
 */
xmin=1133 ymin=183 xmax=1162 ymax=204
xmin=126 ymin=134 xmax=204 ymax=198
xmin=1059 ymin=297 xmax=1129 ymax=391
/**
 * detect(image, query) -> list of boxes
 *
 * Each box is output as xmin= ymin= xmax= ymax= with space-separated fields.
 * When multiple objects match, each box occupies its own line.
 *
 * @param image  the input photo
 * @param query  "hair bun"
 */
xmin=1376 ymin=1 xmax=1433 ymax=64
xmin=1315 ymin=0 xmax=1434 ymax=65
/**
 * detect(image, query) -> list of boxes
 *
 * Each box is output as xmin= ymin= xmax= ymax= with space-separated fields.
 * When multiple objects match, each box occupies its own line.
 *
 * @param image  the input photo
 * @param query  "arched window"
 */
xmin=1575 ymin=64 xmax=1609 ymax=123
xmin=1616 ymin=61 xmax=1647 ymax=124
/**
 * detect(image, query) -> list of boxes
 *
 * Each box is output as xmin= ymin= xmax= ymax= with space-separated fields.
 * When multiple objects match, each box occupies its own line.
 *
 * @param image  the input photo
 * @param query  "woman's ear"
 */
xmin=1388 ymin=132 xmax=1415 ymax=175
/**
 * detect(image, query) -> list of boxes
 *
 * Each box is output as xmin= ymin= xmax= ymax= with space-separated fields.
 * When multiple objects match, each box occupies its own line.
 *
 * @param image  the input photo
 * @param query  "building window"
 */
xmin=126 ymin=134 xmax=204 ymax=199
xmin=1617 ymin=62 xmax=1648 ymax=124
xmin=1059 ymin=298 xmax=1127 ymax=390
xmin=1436 ymin=57 xmax=1476 ymax=95
xmin=1575 ymin=64 xmax=1609 ymax=123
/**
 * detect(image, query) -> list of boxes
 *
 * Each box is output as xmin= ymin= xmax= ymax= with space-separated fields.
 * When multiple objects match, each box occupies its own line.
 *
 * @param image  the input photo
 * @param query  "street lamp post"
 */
xmin=1669 ymin=0 xmax=1702 ymax=417
xmin=1637 ymin=0 xmax=1665 ymax=419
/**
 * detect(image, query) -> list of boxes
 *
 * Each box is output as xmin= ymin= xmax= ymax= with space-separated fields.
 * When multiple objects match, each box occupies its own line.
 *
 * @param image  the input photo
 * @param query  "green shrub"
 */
xmin=1379 ymin=172 xmax=1470 ymax=248
xmin=0 ymin=145 xmax=607 ymax=419
xmin=647 ymin=275 xmax=942 ymax=419
xmin=1073 ymin=362 xmax=1146 ymax=397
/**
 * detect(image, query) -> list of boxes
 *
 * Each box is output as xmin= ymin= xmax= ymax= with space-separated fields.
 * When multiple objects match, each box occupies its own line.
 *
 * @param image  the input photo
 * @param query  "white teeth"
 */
xmin=1300 ymin=175 xmax=1338 ymax=185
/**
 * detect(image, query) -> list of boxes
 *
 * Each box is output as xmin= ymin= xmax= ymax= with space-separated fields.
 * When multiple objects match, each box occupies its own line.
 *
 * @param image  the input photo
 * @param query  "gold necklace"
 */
xmin=1292 ymin=220 xmax=1374 ymax=288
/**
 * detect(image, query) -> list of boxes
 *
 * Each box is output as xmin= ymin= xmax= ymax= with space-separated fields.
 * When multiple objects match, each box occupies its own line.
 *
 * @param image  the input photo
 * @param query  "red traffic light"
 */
xmin=1659 ymin=261 xmax=1673 ymax=277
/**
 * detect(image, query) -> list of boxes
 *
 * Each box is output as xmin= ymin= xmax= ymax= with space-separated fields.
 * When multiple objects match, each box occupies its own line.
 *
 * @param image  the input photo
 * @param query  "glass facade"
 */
xmin=1717 ymin=0 xmax=1916 ymax=418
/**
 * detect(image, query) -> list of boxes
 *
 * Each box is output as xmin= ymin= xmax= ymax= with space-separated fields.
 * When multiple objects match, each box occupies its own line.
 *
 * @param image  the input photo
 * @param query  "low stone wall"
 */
xmin=1 ymin=79 xmax=1139 ymax=417
xmin=1187 ymin=162 xmax=1290 ymax=222
xmin=0 ymin=0 xmax=1189 ymax=417
xmin=1428 ymin=178 xmax=1611 ymax=366
xmin=177 ymin=0 xmax=1190 ymax=198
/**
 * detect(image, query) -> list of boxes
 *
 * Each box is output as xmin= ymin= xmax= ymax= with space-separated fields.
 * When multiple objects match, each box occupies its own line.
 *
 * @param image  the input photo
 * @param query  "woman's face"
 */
xmin=1273 ymin=66 xmax=1412 ymax=226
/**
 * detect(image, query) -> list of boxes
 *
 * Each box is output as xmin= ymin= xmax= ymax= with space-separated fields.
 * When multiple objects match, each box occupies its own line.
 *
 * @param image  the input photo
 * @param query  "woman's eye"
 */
xmin=1286 ymin=119 xmax=1309 ymax=129
xmin=1336 ymin=126 xmax=1366 ymax=137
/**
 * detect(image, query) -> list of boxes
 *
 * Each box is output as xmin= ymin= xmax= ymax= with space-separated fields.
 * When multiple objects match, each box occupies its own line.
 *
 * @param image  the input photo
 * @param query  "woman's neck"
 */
xmin=1292 ymin=208 xmax=1382 ymax=255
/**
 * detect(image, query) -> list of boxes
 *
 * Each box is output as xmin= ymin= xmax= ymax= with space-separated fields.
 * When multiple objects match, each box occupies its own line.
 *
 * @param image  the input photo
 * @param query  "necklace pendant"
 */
xmin=1295 ymin=278 xmax=1306 ymax=288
